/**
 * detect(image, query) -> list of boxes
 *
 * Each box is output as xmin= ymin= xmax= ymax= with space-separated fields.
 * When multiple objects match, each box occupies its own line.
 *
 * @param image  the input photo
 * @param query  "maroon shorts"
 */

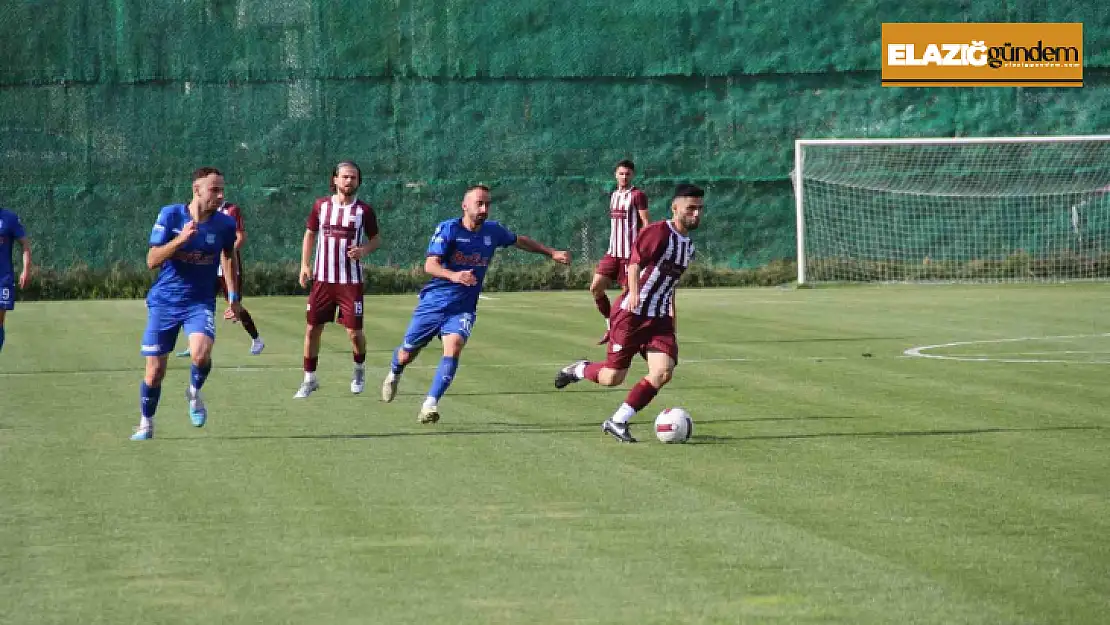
xmin=604 ymin=307 xmax=678 ymax=370
xmin=307 ymin=282 xmax=364 ymax=330
xmin=595 ymin=254 xmax=629 ymax=287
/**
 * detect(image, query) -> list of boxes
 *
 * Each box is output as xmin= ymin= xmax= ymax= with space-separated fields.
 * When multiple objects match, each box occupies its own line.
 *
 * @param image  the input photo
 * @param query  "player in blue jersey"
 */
xmin=130 ymin=167 xmax=241 ymax=440
xmin=380 ymin=184 xmax=570 ymax=423
xmin=0 ymin=207 xmax=32 ymax=354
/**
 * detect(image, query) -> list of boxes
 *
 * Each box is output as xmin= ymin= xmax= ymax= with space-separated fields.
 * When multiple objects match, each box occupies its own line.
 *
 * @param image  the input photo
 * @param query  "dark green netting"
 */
xmin=1 ymin=0 xmax=1109 ymax=270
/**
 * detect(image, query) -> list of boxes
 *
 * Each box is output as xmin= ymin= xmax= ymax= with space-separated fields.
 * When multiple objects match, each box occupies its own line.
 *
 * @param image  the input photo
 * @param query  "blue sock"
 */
xmin=140 ymin=381 xmax=162 ymax=418
xmin=428 ymin=356 xmax=459 ymax=401
xmin=391 ymin=347 xmax=409 ymax=375
xmin=0 ymin=325 xmax=5 ymax=353
xmin=190 ymin=361 xmax=212 ymax=391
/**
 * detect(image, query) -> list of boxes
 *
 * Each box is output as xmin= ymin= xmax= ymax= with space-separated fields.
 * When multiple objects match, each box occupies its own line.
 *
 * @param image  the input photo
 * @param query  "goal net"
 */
xmin=792 ymin=136 xmax=1110 ymax=285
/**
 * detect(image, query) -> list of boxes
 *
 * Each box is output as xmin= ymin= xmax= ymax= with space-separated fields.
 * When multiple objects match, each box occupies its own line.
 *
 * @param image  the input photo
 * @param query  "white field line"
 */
xmin=904 ymin=334 xmax=1110 ymax=364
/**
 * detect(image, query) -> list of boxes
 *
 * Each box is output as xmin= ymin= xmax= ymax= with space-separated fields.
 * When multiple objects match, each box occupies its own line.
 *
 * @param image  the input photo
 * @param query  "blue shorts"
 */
xmin=0 ymin=284 xmax=14 ymax=311
xmin=141 ymin=303 xmax=216 ymax=356
xmin=401 ymin=305 xmax=476 ymax=352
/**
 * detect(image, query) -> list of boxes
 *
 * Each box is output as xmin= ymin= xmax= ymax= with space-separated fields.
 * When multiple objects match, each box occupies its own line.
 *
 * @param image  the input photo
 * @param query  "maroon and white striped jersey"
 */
xmin=618 ymin=220 xmax=695 ymax=318
xmin=306 ymin=196 xmax=379 ymax=285
xmin=606 ymin=187 xmax=648 ymax=259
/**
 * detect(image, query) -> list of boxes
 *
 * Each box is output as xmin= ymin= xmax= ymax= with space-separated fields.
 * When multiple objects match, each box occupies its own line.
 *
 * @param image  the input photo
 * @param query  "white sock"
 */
xmin=386 ymin=371 xmax=399 ymax=382
xmin=610 ymin=403 xmax=635 ymax=425
xmin=139 ymin=416 xmax=153 ymax=430
xmin=422 ymin=396 xmax=437 ymax=410
xmin=188 ymin=385 xmax=198 ymax=399
xmin=354 ymin=362 xmax=365 ymax=372
xmin=573 ymin=362 xmax=587 ymax=379
xmin=304 ymin=371 xmax=317 ymax=384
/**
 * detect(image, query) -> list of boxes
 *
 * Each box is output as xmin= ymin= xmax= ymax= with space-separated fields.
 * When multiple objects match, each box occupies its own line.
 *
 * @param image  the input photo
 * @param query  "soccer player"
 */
xmin=554 ymin=183 xmax=703 ymax=443
xmin=294 ymin=161 xmax=380 ymax=398
xmin=591 ymin=159 xmax=649 ymax=344
xmin=131 ymin=167 xmax=241 ymax=440
xmin=0 ymin=207 xmax=32 ymax=354
xmin=177 ymin=199 xmax=264 ymax=357
xmin=380 ymin=184 xmax=571 ymax=424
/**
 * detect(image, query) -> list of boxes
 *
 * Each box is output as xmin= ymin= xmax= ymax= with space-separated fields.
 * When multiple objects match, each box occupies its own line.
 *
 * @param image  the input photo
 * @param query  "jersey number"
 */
xmin=0 ymin=288 xmax=8 ymax=300
xmin=460 ymin=314 xmax=473 ymax=334
xmin=354 ymin=301 xmax=364 ymax=316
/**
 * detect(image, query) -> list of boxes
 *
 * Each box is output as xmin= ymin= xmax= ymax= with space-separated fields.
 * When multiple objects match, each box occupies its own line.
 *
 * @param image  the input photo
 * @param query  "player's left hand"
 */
xmin=223 ymin=306 xmax=239 ymax=322
xmin=18 ymin=270 xmax=29 ymax=289
xmin=551 ymin=250 xmax=571 ymax=265
xmin=347 ymin=244 xmax=370 ymax=260
xmin=226 ymin=302 xmax=242 ymax=322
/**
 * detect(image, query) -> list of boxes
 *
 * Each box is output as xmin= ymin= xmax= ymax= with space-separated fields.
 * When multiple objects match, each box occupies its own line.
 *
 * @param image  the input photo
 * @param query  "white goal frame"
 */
xmin=793 ymin=134 xmax=1110 ymax=285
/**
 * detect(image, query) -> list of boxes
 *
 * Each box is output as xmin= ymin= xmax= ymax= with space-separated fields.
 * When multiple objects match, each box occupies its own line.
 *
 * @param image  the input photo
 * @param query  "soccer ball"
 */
xmin=654 ymin=408 xmax=693 ymax=443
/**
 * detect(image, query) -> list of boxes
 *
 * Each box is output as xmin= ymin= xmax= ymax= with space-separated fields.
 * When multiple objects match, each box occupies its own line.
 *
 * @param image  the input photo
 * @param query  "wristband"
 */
xmin=228 ymin=292 xmax=241 ymax=303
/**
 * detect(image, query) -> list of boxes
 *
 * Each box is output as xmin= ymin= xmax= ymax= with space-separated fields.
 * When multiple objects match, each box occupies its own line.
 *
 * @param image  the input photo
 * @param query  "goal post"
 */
xmin=792 ymin=135 xmax=1110 ymax=285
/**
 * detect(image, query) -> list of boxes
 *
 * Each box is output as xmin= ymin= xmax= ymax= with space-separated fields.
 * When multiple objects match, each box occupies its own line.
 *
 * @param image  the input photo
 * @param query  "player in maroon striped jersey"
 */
xmin=555 ymin=183 xmax=703 ymax=443
xmin=590 ymin=159 xmax=650 ymax=344
xmin=294 ymin=162 xmax=381 ymax=398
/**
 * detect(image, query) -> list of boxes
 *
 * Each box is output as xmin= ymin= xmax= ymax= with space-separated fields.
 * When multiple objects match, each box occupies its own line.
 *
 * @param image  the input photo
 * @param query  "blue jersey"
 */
xmin=417 ymin=218 xmax=518 ymax=313
xmin=146 ymin=204 xmax=237 ymax=308
xmin=0 ymin=208 xmax=27 ymax=287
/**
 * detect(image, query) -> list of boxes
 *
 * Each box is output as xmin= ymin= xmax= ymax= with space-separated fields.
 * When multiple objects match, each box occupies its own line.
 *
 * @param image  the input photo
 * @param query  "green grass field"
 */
xmin=3 ymin=285 xmax=1110 ymax=624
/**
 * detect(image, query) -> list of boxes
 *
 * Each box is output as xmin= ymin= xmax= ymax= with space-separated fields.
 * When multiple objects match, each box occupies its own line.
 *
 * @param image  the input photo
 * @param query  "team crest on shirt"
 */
xmin=206 ymin=233 xmax=216 ymax=244
xmin=484 ymin=236 xmax=492 ymax=246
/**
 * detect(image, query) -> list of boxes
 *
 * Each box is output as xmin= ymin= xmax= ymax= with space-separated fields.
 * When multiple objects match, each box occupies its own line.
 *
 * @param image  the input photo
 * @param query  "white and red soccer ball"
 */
xmin=654 ymin=408 xmax=693 ymax=443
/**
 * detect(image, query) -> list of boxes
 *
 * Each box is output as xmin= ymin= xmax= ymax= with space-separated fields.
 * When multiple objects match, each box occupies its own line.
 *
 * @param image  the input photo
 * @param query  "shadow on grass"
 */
xmin=682 ymin=336 xmax=908 ymax=345
xmin=687 ymin=424 xmax=1103 ymax=444
xmin=165 ymin=420 xmax=1101 ymax=443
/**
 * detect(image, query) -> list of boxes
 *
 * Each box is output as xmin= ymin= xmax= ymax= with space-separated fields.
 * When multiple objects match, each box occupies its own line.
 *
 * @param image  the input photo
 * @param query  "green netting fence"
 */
xmin=2 ymin=0 xmax=1109 ymax=271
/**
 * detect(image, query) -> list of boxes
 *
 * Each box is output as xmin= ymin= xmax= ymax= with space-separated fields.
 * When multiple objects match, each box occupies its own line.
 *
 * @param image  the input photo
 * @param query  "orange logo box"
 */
xmin=882 ymin=23 xmax=1083 ymax=87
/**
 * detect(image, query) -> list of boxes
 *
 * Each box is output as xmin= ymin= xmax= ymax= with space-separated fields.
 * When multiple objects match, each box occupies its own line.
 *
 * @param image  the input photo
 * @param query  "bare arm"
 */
xmin=299 ymin=229 xmax=317 ymax=287
xmin=348 ymin=233 xmax=381 ymax=259
xmin=514 ymin=235 xmax=570 ymax=264
xmin=514 ymin=235 xmax=552 ymax=257
xmin=301 ymin=230 xmax=316 ymax=269
xmin=221 ymin=251 xmax=239 ymax=294
xmin=17 ymin=237 xmax=31 ymax=289
xmin=364 ymin=233 xmax=381 ymax=255
xmin=424 ymin=255 xmax=476 ymax=286
xmin=221 ymin=249 xmax=242 ymax=319
xmin=224 ymin=230 xmax=245 ymax=293
xmin=146 ymin=223 xmax=196 ymax=269
xmin=637 ymin=208 xmax=651 ymax=231
xmin=625 ymin=262 xmax=642 ymax=311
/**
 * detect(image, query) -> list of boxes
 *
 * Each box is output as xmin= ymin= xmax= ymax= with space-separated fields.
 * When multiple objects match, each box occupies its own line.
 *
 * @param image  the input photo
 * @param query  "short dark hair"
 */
xmin=672 ymin=183 xmax=704 ymax=200
xmin=192 ymin=166 xmax=222 ymax=181
xmin=466 ymin=184 xmax=490 ymax=195
xmin=615 ymin=159 xmax=635 ymax=171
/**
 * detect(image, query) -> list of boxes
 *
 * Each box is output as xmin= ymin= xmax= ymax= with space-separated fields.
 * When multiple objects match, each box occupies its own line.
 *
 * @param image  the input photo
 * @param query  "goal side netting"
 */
xmin=793 ymin=136 xmax=1110 ymax=284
